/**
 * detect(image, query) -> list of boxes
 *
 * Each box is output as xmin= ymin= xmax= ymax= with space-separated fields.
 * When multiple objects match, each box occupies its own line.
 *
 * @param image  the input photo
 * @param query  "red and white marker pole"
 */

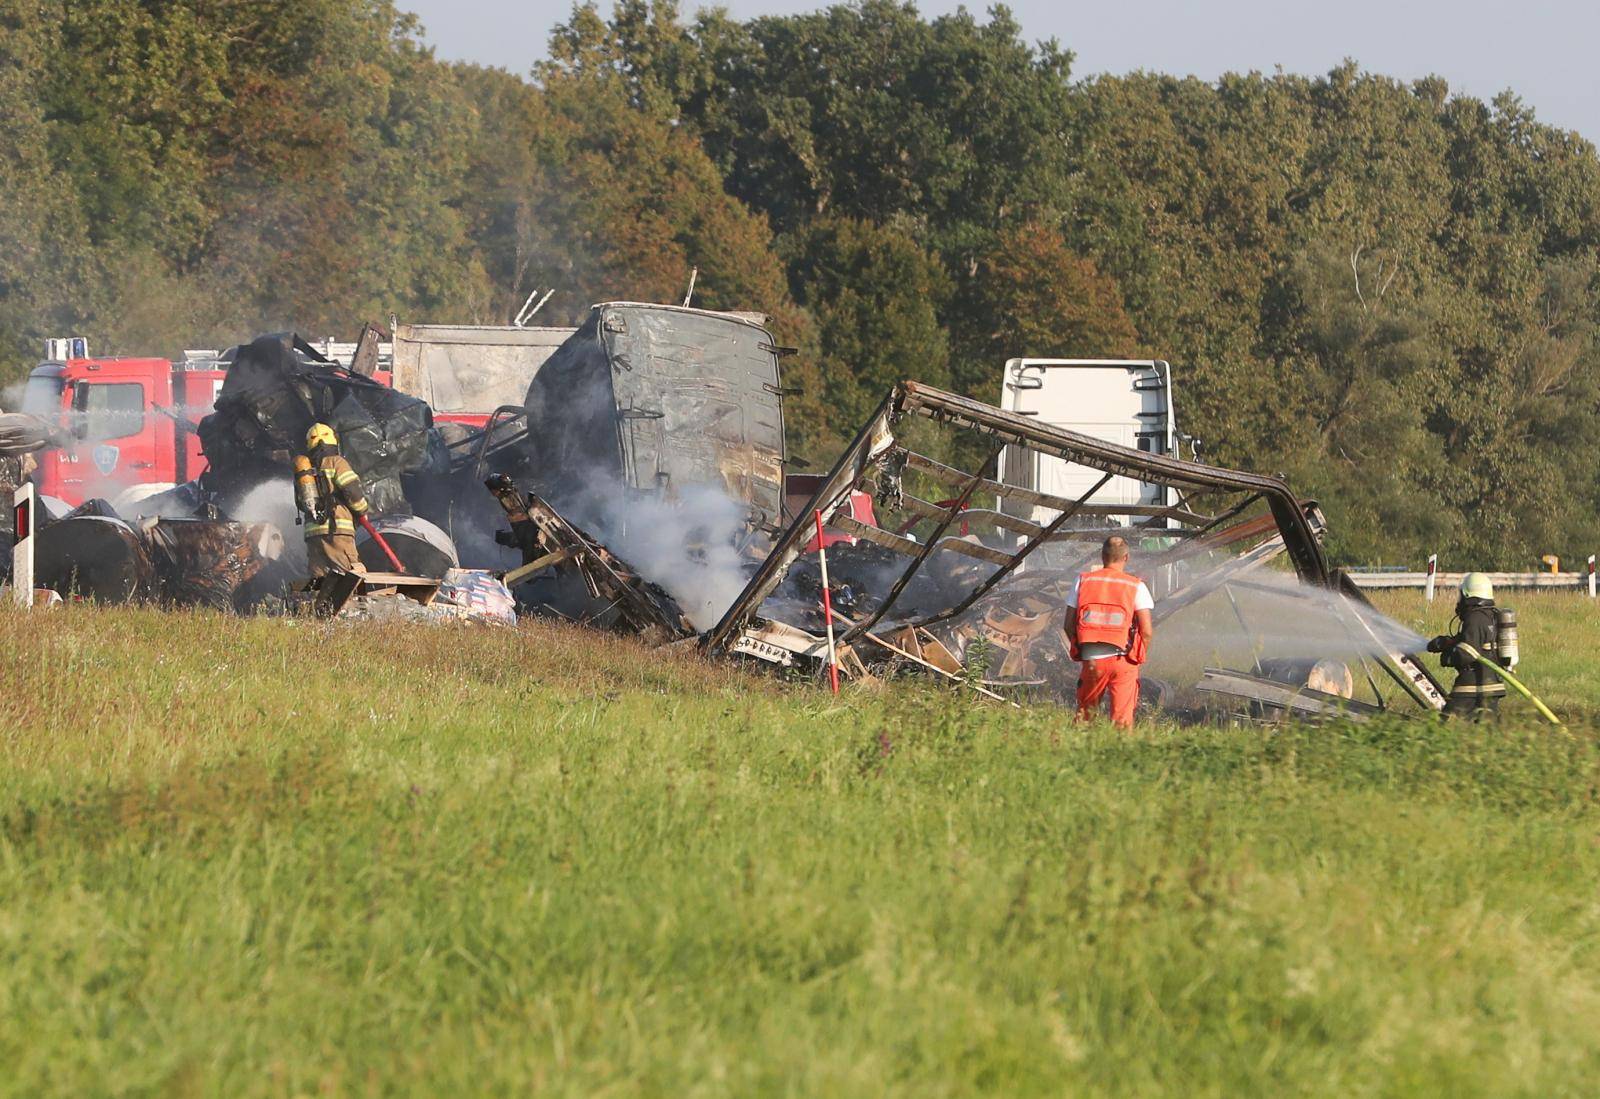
xmin=12 ymin=482 xmax=34 ymax=608
xmin=1424 ymin=553 xmax=1437 ymax=603
xmin=814 ymin=508 xmax=840 ymax=695
xmin=1588 ymin=554 xmax=1595 ymax=599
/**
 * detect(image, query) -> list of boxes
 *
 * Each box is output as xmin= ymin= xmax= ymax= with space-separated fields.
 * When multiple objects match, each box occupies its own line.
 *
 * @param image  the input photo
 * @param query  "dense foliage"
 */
xmin=3 ymin=0 xmax=1599 ymax=566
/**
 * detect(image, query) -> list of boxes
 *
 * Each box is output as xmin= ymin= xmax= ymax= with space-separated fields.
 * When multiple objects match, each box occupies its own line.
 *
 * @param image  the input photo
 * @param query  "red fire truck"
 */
xmin=19 ymin=350 xmax=229 ymax=508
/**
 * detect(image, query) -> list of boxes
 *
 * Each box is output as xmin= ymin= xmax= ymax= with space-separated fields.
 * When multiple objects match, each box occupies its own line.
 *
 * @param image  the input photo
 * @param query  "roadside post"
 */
xmin=814 ymin=509 xmax=841 ymax=695
xmin=1589 ymin=555 xmax=1596 ymax=598
xmin=1424 ymin=554 xmax=1437 ymax=603
xmin=12 ymin=483 xmax=34 ymax=607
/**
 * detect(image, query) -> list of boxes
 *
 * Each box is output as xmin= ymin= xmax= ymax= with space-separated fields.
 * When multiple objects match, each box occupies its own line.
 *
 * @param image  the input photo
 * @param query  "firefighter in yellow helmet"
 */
xmin=293 ymin=423 xmax=370 ymax=579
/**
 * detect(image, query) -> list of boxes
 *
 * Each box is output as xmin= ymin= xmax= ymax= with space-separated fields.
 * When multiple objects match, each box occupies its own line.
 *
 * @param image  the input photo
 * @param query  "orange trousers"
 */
xmin=1076 ymin=655 xmax=1140 ymax=729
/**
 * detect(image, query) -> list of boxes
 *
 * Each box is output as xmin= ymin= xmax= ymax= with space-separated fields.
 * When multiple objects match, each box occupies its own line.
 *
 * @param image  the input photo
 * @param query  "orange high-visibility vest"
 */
xmin=1073 ymin=567 xmax=1142 ymax=650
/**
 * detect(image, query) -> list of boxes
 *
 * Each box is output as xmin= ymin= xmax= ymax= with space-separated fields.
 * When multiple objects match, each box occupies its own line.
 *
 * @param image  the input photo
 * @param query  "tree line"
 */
xmin=3 ymin=0 xmax=1598 ymax=566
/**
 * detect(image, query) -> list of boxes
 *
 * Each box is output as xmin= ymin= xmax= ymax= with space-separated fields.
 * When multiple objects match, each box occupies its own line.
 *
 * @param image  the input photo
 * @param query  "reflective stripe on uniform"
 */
xmin=306 ymin=519 xmax=356 ymax=536
xmin=1450 ymin=682 xmax=1506 ymax=696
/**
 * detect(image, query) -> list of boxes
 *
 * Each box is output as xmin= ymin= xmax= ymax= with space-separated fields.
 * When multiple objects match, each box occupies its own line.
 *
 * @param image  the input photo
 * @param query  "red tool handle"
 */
xmin=357 ymin=514 xmax=405 ymax=573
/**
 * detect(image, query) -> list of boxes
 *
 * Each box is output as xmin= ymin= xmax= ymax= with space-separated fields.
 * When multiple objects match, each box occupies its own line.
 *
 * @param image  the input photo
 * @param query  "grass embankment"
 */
xmin=2 ymin=599 xmax=1599 ymax=1096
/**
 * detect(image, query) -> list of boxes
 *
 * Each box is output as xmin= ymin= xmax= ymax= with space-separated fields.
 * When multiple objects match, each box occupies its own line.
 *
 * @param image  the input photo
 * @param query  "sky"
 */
xmin=399 ymin=0 xmax=1598 ymax=140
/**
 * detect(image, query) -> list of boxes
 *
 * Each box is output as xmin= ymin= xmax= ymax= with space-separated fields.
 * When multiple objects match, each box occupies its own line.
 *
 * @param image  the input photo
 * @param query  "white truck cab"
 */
xmin=996 ymin=358 xmax=1181 ymax=524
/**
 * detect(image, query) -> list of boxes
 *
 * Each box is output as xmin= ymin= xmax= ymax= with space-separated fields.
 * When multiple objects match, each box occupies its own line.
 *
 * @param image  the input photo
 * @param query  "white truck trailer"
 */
xmin=996 ymin=358 xmax=1181 ymax=526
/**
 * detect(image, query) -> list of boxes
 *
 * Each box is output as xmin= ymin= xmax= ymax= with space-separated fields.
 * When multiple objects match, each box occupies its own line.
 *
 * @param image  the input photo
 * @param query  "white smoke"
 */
xmin=232 ymin=479 xmax=298 ymax=529
xmin=568 ymin=480 xmax=758 ymax=631
xmin=1140 ymin=552 xmax=1426 ymax=667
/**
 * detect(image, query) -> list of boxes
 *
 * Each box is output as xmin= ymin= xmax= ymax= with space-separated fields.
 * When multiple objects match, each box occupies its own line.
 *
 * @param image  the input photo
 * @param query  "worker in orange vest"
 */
xmin=1064 ymin=535 xmax=1155 ymax=729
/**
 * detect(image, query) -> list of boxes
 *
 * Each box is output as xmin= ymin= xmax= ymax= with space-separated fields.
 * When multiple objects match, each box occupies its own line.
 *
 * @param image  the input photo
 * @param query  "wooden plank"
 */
xmin=355 ymin=572 xmax=442 ymax=605
xmin=828 ymin=609 xmax=1014 ymax=706
xmin=504 ymin=546 xmax=577 ymax=588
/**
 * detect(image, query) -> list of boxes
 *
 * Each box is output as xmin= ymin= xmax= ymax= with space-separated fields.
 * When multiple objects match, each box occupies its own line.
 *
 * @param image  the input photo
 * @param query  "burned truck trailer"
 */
xmin=701 ymin=381 xmax=1447 ymax=719
xmin=482 ymin=303 xmax=792 ymax=627
xmin=517 ymin=303 xmax=787 ymax=527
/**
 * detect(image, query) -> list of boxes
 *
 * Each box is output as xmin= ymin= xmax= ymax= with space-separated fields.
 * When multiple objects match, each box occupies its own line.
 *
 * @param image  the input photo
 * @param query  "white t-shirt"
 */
xmin=1065 ymin=572 xmax=1154 ymax=660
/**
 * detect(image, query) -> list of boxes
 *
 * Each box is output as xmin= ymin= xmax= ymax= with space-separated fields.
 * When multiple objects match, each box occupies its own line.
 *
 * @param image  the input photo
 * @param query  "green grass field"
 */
xmin=3 ymin=592 xmax=1599 ymax=1096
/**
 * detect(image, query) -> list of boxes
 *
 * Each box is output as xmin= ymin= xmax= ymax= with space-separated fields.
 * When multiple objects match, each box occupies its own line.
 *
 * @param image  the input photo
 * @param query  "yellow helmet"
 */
xmin=305 ymin=423 xmax=338 ymax=451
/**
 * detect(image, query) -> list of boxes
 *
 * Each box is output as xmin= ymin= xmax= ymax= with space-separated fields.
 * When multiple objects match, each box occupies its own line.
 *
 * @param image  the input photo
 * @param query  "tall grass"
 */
xmin=1 ymin=602 xmax=1598 ymax=1096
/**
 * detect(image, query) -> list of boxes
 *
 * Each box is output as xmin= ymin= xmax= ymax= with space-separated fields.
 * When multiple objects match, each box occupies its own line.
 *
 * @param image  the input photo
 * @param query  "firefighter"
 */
xmin=294 ymin=423 xmax=370 ymax=579
xmin=1064 ymin=535 xmax=1155 ymax=730
xmin=1426 ymin=572 xmax=1507 ymax=718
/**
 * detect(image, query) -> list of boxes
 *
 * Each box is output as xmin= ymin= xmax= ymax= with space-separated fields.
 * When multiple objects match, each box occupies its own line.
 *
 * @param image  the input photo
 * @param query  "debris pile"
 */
xmin=196 ymin=332 xmax=445 ymax=515
xmin=34 ymin=499 xmax=290 ymax=611
xmin=310 ymin=566 xmax=515 ymax=626
xmin=486 ymin=474 xmax=695 ymax=642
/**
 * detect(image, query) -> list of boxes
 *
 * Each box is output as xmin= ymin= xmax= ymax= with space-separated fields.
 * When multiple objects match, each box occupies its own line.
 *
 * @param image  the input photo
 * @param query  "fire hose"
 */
xmin=357 ymin=514 xmax=406 ymax=574
xmin=1453 ymin=642 xmax=1562 ymax=728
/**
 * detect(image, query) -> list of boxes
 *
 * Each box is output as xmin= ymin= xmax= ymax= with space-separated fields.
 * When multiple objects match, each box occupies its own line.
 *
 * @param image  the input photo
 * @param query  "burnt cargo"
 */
xmin=34 ymin=502 xmax=158 ymax=603
xmin=197 ymin=333 xmax=446 ymax=515
xmin=520 ymin=304 xmax=786 ymax=529
xmin=142 ymin=518 xmax=292 ymax=612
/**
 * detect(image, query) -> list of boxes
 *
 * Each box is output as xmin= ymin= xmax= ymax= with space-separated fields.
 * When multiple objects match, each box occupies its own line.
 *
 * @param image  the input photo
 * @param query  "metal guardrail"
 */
xmin=1347 ymin=570 xmax=1593 ymax=591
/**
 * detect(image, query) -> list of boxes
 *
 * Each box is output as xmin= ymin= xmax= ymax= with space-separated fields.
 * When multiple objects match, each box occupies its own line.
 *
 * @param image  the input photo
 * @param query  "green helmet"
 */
xmin=1461 ymin=572 xmax=1494 ymax=600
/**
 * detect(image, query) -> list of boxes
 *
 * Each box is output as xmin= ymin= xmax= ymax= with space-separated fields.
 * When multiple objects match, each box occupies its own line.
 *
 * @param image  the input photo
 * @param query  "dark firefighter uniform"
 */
xmin=1427 ymin=572 xmax=1506 ymax=718
xmin=297 ymin=424 xmax=370 ymax=579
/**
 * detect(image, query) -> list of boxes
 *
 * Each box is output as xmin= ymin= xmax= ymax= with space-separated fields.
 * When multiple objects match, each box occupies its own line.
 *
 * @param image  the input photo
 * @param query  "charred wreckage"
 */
xmin=5 ymin=302 xmax=1448 ymax=721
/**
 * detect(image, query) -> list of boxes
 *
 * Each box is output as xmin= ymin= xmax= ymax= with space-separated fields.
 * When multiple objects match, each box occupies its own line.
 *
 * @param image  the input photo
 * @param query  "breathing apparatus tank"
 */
xmin=292 ymin=454 xmax=320 ymax=523
xmin=1495 ymin=607 xmax=1520 ymax=669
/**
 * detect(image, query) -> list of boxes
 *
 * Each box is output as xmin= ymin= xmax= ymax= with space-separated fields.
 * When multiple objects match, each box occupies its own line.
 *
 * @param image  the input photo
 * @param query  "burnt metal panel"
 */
xmin=521 ymin=303 xmax=786 ymax=527
xmin=600 ymin=304 xmax=785 ymax=522
xmin=521 ymin=312 xmax=625 ymax=501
